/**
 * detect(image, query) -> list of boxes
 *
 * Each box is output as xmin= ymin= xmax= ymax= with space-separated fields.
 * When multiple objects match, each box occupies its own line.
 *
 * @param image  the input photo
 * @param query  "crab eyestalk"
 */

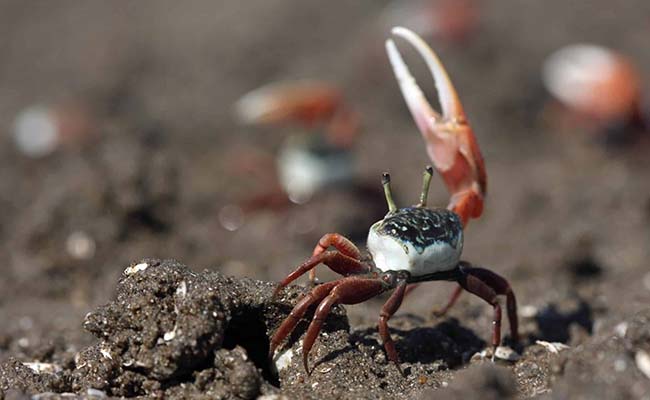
xmin=382 ymin=172 xmax=397 ymax=213
xmin=417 ymin=166 xmax=434 ymax=207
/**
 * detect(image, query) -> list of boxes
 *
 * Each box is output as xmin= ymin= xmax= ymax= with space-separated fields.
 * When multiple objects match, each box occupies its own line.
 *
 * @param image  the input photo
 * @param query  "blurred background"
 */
xmin=1 ymin=0 xmax=650 ymax=372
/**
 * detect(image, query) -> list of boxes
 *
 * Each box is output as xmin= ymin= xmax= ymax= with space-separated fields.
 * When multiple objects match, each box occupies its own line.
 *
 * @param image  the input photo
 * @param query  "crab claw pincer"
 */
xmin=234 ymin=81 xmax=343 ymax=126
xmin=385 ymin=27 xmax=486 ymax=227
xmin=234 ymin=80 xmax=359 ymax=148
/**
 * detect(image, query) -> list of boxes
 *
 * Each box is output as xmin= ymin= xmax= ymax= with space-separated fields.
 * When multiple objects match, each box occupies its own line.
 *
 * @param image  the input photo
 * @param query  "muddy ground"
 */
xmin=1 ymin=1 xmax=650 ymax=399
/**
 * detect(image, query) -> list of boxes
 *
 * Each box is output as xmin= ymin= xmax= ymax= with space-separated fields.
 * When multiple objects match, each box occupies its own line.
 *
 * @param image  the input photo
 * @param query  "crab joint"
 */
xmin=417 ymin=166 xmax=434 ymax=207
xmin=382 ymin=172 xmax=397 ymax=213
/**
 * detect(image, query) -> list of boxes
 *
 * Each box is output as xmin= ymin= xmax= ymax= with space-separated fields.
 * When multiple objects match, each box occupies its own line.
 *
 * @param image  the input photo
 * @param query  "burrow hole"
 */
xmin=222 ymin=307 xmax=280 ymax=387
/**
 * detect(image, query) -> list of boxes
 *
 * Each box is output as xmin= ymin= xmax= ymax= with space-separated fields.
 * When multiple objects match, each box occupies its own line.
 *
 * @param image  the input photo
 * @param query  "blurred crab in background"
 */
xmin=542 ymin=44 xmax=648 ymax=145
xmin=270 ymin=27 xmax=519 ymax=374
xmin=234 ymin=80 xmax=360 ymax=205
xmin=219 ymin=81 xmax=362 ymax=231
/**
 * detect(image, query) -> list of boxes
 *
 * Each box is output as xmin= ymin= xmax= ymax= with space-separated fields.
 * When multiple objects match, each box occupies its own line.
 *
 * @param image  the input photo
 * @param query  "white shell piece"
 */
xmin=124 ymin=262 xmax=148 ymax=275
xmin=274 ymin=347 xmax=294 ymax=372
xmin=176 ymin=281 xmax=187 ymax=297
xmin=23 ymin=362 xmax=62 ymax=374
xmin=163 ymin=330 xmax=176 ymax=341
xmin=535 ymin=340 xmax=570 ymax=354
xmin=99 ymin=347 xmax=112 ymax=360
xmin=366 ymin=227 xmax=462 ymax=276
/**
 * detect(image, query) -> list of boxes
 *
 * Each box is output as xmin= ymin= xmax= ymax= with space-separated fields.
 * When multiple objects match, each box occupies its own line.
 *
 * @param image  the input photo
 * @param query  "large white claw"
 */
xmin=385 ymin=26 xmax=470 ymax=172
xmin=386 ymin=26 xmax=486 ymax=226
xmin=388 ymin=26 xmax=465 ymax=121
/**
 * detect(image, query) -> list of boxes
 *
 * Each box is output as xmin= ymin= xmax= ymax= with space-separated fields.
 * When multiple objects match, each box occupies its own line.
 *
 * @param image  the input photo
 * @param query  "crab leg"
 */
xmin=456 ymin=262 xmax=519 ymax=350
xmin=302 ymin=277 xmax=387 ymax=373
xmin=269 ymin=281 xmax=339 ymax=358
xmin=386 ymin=26 xmax=486 ymax=227
xmin=308 ymin=233 xmax=363 ymax=284
xmin=378 ymin=279 xmax=408 ymax=374
xmin=432 ymin=284 xmax=463 ymax=317
xmin=273 ymin=251 xmax=369 ymax=298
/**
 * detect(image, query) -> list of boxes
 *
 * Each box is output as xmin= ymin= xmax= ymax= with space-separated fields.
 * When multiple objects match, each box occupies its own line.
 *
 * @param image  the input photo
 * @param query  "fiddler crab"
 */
xmin=269 ymin=27 xmax=519 ymax=374
xmin=234 ymin=80 xmax=360 ymax=205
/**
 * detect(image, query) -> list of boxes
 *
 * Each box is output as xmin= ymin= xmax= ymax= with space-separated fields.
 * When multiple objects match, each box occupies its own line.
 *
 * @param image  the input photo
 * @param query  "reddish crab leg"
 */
xmin=301 ymin=277 xmax=386 ymax=373
xmin=308 ymin=233 xmax=363 ymax=284
xmin=378 ymin=280 xmax=408 ymax=375
xmin=269 ymin=281 xmax=339 ymax=358
xmin=457 ymin=263 xmax=519 ymax=350
xmin=273 ymin=250 xmax=369 ymax=298
xmin=432 ymin=284 xmax=463 ymax=317
xmin=386 ymin=26 xmax=486 ymax=227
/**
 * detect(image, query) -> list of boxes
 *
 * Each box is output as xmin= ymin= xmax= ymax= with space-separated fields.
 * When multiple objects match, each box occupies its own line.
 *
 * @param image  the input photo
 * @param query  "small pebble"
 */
xmin=495 ymin=346 xmax=521 ymax=361
xmin=536 ymin=340 xmax=570 ymax=354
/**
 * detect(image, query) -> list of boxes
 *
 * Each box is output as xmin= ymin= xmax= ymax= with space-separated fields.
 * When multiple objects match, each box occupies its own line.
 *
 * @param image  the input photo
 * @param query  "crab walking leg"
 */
xmin=456 ymin=263 xmax=519 ymax=350
xmin=386 ymin=27 xmax=487 ymax=227
xmin=432 ymin=284 xmax=463 ymax=317
xmin=378 ymin=279 xmax=408 ymax=373
xmin=273 ymin=251 xmax=369 ymax=297
xmin=302 ymin=277 xmax=387 ymax=373
xmin=308 ymin=233 xmax=363 ymax=284
xmin=269 ymin=281 xmax=339 ymax=358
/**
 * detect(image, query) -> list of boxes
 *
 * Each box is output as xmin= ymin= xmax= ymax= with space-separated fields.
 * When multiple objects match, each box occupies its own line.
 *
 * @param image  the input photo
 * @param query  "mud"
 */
xmin=2 ymin=259 xmax=650 ymax=399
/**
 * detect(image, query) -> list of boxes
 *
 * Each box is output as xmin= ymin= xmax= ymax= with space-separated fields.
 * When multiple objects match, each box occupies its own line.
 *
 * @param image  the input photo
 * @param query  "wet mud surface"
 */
xmin=2 ymin=0 xmax=650 ymax=399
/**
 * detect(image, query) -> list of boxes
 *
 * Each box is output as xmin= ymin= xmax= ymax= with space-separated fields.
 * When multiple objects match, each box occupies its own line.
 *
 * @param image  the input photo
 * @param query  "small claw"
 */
xmin=234 ymin=80 xmax=342 ymax=126
xmin=386 ymin=26 xmax=486 ymax=226
xmin=542 ymin=44 xmax=641 ymax=122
